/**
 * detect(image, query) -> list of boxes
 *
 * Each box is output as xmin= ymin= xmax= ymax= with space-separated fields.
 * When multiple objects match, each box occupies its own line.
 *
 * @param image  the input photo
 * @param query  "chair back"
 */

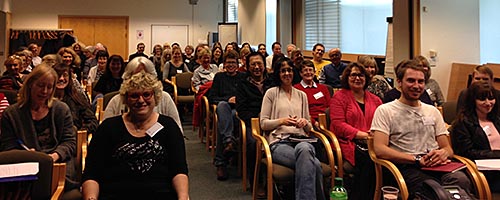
xmin=325 ymin=84 xmax=334 ymax=97
xmin=103 ymin=91 xmax=119 ymax=109
xmin=317 ymin=113 xmax=343 ymax=178
xmin=442 ymin=101 xmax=458 ymax=124
xmin=0 ymin=89 xmax=18 ymax=104
xmin=0 ymin=150 xmax=65 ymax=199
xmin=175 ymin=72 xmax=194 ymax=90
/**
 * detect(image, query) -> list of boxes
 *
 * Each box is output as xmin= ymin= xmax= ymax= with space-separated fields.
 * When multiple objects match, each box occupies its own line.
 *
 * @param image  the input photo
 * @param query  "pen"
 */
xmin=17 ymin=139 xmax=30 ymax=151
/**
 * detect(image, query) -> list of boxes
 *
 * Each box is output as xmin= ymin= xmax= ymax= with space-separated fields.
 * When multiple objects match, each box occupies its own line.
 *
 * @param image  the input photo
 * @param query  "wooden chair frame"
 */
xmin=251 ymin=118 xmax=335 ymax=200
xmin=367 ymin=136 xmax=490 ymax=200
xmin=51 ymin=163 xmax=66 ymax=200
xmin=316 ymin=113 xmax=344 ymax=178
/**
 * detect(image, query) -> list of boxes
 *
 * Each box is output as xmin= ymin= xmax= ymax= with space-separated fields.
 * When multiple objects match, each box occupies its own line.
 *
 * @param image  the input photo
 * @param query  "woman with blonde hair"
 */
xmin=0 ymin=64 xmax=78 ymax=191
xmin=58 ymin=47 xmax=82 ymax=81
xmin=83 ymin=71 xmax=188 ymax=199
xmin=0 ymin=55 xmax=24 ymax=91
xmin=192 ymin=48 xmax=218 ymax=90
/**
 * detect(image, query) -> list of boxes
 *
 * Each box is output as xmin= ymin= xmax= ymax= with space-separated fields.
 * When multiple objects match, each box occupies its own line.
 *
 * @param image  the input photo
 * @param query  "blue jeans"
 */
xmin=270 ymin=141 xmax=325 ymax=200
xmin=214 ymin=101 xmax=238 ymax=167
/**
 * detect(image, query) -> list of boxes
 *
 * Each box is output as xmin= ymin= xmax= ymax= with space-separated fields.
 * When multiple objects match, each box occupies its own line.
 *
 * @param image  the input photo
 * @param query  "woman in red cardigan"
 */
xmin=330 ymin=62 xmax=382 ymax=199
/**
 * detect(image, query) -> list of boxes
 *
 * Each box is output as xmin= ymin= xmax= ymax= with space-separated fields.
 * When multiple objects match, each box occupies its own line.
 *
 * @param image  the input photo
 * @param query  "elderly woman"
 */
xmin=82 ymin=71 xmax=189 ymax=199
xmin=330 ymin=62 xmax=382 ymax=199
xmin=53 ymin=63 xmax=98 ymax=134
xmin=102 ymin=57 xmax=182 ymax=133
xmin=450 ymin=82 xmax=500 ymax=192
xmin=358 ymin=55 xmax=392 ymax=100
xmin=415 ymin=55 xmax=445 ymax=106
xmin=191 ymin=48 xmax=219 ymax=91
xmin=0 ymin=64 xmax=78 ymax=191
xmin=0 ymin=55 xmax=24 ymax=91
xmin=260 ymin=57 xmax=324 ymax=200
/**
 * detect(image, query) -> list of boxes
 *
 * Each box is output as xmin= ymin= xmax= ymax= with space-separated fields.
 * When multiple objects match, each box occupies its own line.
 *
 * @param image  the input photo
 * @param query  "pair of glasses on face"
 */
xmin=349 ymin=73 xmax=365 ymax=78
xmin=280 ymin=67 xmax=293 ymax=74
xmin=127 ymin=91 xmax=154 ymax=101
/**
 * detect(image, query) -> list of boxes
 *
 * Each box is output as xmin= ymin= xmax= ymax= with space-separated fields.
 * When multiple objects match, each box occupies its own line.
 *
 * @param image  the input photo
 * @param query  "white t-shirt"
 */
xmin=371 ymin=99 xmax=448 ymax=155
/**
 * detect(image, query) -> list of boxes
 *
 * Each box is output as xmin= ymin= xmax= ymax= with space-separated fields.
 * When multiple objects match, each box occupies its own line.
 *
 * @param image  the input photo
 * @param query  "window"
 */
xmin=304 ymin=0 xmax=392 ymax=55
xmin=227 ymin=0 xmax=238 ymax=23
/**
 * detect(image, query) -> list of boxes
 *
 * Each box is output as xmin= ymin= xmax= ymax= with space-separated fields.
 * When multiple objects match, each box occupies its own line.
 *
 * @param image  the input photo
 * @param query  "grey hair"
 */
xmin=122 ymin=56 xmax=157 ymax=79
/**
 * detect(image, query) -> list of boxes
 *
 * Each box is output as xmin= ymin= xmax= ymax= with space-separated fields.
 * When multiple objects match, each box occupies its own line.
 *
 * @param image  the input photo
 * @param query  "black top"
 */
xmin=383 ymin=88 xmax=433 ymax=105
xmin=83 ymin=115 xmax=187 ymax=199
xmin=235 ymin=74 xmax=272 ymax=122
xmin=128 ymin=52 xmax=148 ymax=62
xmin=208 ymin=72 xmax=244 ymax=105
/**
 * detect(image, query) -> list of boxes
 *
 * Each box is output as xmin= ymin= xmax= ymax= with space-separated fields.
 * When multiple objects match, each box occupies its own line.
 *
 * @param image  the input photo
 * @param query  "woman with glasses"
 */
xmin=450 ymin=82 xmax=500 ymax=192
xmin=260 ymin=57 xmax=324 ymax=200
xmin=53 ymin=63 xmax=97 ymax=134
xmin=82 ymin=71 xmax=189 ymax=199
xmin=0 ymin=55 xmax=24 ymax=91
xmin=329 ymin=62 xmax=382 ymax=199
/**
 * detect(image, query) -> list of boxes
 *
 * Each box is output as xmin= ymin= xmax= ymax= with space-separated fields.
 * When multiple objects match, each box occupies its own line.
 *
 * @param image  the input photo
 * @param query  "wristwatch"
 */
xmin=414 ymin=155 xmax=422 ymax=167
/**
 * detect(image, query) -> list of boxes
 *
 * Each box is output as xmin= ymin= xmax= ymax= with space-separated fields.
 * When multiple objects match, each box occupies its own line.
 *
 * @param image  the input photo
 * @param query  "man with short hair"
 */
xmin=311 ymin=43 xmax=331 ymax=77
xmin=28 ymin=43 xmax=41 ymax=67
xmin=286 ymin=43 xmax=297 ymax=58
xmin=265 ymin=42 xmax=282 ymax=71
xmin=456 ymin=64 xmax=500 ymax=112
xmin=371 ymin=59 xmax=473 ymax=199
xmin=319 ymin=48 xmax=346 ymax=88
xmin=236 ymin=51 xmax=272 ymax=186
xmin=128 ymin=42 xmax=147 ymax=61
xmin=209 ymin=50 xmax=244 ymax=181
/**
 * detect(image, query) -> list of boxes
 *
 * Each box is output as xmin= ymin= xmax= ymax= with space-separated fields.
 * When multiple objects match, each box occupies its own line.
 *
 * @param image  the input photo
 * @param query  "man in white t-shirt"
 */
xmin=265 ymin=42 xmax=282 ymax=71
xmin=371 ymin=59 xmax=473 ymax=199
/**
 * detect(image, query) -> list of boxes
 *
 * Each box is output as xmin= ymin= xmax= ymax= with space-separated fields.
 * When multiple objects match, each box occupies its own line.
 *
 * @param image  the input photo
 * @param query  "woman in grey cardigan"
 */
xmin=260 ymin=57 xmax=324 ymax=200
xmin=0 ymin=64 xmax=78 ymax=191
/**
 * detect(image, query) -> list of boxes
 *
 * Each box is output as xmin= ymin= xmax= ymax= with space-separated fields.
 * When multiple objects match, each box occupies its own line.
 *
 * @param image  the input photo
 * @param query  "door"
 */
xmin=59 ymin=16 xmax=128 ymax=59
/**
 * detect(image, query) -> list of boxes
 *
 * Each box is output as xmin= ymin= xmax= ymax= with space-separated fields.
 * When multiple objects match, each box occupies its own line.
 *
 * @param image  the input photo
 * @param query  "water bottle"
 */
xmin=330 ymin=177 xmax=348 ymax=200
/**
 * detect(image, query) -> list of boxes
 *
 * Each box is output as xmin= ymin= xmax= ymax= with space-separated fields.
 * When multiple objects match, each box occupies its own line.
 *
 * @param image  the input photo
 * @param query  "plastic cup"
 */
xmin=381 ymin=186 xmax=399 ymax=200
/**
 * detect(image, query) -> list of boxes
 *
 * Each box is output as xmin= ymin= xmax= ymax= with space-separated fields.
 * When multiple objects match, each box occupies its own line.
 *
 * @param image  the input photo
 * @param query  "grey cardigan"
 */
xmin=0 ymin=100 xmax=78 ymax=189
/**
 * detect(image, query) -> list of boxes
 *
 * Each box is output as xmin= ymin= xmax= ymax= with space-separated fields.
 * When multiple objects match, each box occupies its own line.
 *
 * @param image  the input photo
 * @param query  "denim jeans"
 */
xmin=270 ymin=141 xmax=325 ymax=200
xmin=214 ymin=101 xmax=238 ymax=167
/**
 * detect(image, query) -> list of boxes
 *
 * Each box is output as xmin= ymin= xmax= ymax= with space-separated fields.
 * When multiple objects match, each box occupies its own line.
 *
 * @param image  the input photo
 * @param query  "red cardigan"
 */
xmin=329 ymin=89 xmax=382 ymax=165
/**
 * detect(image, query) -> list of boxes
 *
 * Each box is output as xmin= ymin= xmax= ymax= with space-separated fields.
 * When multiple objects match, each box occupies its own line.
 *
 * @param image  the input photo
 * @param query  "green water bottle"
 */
xmin=330 ymin=177 xmax=348 ymax=200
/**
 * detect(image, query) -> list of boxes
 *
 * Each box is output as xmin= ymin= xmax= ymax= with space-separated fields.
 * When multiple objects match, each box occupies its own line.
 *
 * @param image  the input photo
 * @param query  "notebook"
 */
xmin=421 ymin=162 xmax=466 ymax=173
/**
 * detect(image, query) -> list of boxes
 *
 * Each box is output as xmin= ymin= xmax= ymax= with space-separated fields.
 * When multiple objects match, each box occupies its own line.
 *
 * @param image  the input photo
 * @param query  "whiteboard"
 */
xmin=218 ymin=23 xmax=238 ymax=47
xmin=151 ymin=25 xmax=189 ymax=48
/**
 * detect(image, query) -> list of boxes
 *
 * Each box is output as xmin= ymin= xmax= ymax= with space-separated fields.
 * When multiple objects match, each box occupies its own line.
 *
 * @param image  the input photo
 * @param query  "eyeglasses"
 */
xmin=280 ymin=67 xmax=293 ymax=74
xmin=250 ymin=62 xmax=264 ymax=67
xmin=127 ymin=91 xmax=154 ymax=101
xmin=349 ymin=73 xmax=365 ymax=78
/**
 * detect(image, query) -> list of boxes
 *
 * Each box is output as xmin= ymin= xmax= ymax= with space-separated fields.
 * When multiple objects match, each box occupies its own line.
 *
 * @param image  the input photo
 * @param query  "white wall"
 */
xmin=420 ymin=0 xmax=480 ymax=100
xmin=9 ymin=0 xmax=223 ymax=55
xmin=238 ymin=0 xmax=266 ymax=47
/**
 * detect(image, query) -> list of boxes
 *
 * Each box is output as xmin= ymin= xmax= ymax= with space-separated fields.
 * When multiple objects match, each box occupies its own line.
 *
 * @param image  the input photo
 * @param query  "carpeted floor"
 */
xmin=182 ymin=119 xmax=252 ymax=200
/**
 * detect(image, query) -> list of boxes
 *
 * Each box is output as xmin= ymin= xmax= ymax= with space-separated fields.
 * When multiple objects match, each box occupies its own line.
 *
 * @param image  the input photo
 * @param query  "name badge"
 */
xmin=426 ymin=89 xmax=433 ymax=96
xmin=422 ymin=116 xmax=435 ymax=126
xmin=313 ymin=91 xmax=324 ymax=100
xmin=146 ymin=122 xmax=164 ymax=138
xmin=177 ymin=69 xmax=183 ymax=74
xmin=185 ymin=59 xmax=190 ymax=63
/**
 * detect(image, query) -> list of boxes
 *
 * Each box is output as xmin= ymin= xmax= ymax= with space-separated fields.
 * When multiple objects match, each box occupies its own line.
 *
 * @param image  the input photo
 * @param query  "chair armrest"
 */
xmin=453 ymin=155 xmax=490 ymax=200
xmin=367 ymin=136 xmax=409 ymax=200
xmin=95 ymin=97 xmax=103 ymax=123
xmin=50 ymin=163 xmax=66 ymax=200
xmin=251 ymin=118 xmax=273 ymax=198
xmin=171 ymin=76 xmax=178 ymax=105
xmin=310 ymin=129 xmax=336 ymax=184
xmin=317 ymin=113 xmax=344 ymax=177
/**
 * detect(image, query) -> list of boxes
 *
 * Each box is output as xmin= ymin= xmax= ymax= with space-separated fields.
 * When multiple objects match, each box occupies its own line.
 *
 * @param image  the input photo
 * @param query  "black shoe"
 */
xmin=223 ymin=142 xmax=236 ymax=155
xmin=216 ymin=166 xmax=228 ymax=181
